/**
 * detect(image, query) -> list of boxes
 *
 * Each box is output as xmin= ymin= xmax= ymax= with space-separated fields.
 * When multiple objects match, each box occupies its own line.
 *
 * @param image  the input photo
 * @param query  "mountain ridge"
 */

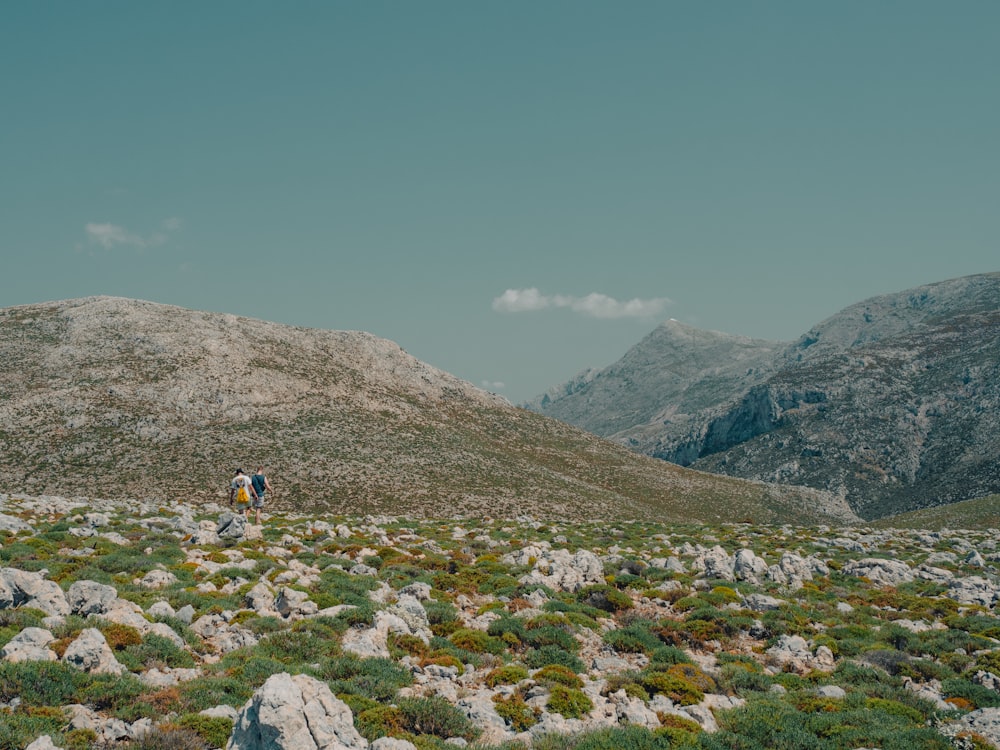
xmin=528 ymin=272 xmax=1000 ymax=520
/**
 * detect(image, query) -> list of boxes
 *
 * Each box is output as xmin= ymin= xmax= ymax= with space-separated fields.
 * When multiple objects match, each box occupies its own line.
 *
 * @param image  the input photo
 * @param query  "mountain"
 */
xmin=0 ymin=296 xmax=858 ymax=525
xmin=528 ymin=273 xmax=1000 ymax=520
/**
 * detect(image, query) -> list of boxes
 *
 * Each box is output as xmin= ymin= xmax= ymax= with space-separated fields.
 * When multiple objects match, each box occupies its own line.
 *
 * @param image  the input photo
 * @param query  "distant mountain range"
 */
xmin=527 ymin=273 xmax=1000 ymax=520
xmin=0 ymin=296 xmax=858 ymax=526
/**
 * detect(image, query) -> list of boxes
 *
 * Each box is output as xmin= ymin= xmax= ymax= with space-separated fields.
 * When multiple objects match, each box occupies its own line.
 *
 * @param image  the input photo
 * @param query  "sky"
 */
xmin=3 ymin=2 xmax=998 ymax=403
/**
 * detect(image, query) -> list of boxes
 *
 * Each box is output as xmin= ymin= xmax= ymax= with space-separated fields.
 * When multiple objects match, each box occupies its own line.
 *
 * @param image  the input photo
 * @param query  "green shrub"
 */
xmin=493 ymin=693 xmax=539 ymax=731
xmin=449 ymin=628 xmax=506 ymax=655
xmin=546 ymin=684 xmax=593 ymax=719
xmin=524 ymin=625 xmax=578 ymax=653
xmin=578 ymin=585 xmax=632 ymax=613
xmin=0 ymin=707 xmax=66 ymax=750
xmin=174 ymin=675 xmax=254 ymax=713
xmin=120 ymin=634 xmax=196 ymax=671
xmin=120 ymin=725 xmax=208 ymax=750
xmin=397 ymin=695 xmax=480 ymax=741
xmin=603 ymin=623 xmax=661 ymax=655
xmin=0 ymin=661 xmax=85 ymax=706
xmin=524 ymin=645 xmax=585 ymax=673
xmin=357 ymin=704 xmax=406 ymax=741
xmin=485 ymin=664 xmax=529 ymax=687
xmin=487 ymin=616 xmax=526 ymax=644
xmin=941 ymin=677 xmax=1000 ymax=709
xmin=176 ymin=713 xmax=234 ymax=748
xmin=534 ymin=664 xmax=584 ymax=689
xmin=254 ymin=628 xmax=339 ymax=663
xmin=320 ymin=655 xmax=413 ymax=702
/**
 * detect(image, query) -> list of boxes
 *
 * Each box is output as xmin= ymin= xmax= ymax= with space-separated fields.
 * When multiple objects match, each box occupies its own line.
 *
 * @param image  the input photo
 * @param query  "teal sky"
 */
xmin=4 ymin=2 xmax=998 ymax=402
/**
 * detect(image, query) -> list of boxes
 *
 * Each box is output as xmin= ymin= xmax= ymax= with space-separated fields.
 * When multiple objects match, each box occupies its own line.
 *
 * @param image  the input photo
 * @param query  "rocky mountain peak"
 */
xmin=529 ymin=272 xmax=1000 ymax=520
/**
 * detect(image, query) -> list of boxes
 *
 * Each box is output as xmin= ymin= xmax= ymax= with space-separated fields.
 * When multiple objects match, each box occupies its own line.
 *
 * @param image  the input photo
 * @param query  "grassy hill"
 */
xmin=872 ymin=494 xmax=1000 ymax=531
xmin=0 ymin=297 xmax=858 ymax=526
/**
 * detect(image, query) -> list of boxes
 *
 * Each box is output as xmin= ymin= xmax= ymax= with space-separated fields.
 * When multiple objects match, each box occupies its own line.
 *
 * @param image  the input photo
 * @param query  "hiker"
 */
xmin=250 ymin=465 xmax=271 ymax=525
xmin=229 ymin=468 xmax=257 ymax=517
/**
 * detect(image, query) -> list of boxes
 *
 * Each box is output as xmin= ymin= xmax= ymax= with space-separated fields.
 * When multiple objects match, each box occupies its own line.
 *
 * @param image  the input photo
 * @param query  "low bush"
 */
xmin=494 ymin=693 xmax=539 ymax=731
xmin=546 ymin=684 xmax=593 ymax=719
xmin=485 ymin=664 xmax=529 ymax=687
xmin=534 ymin=664 xmax=584 ymax=689
xmin=320 ymin=655 xmax=413 ymax=702
xmin=356 ymin=704 xmax=406 ymax=741
xmin=397 ymin=695 xmax=480 ymax=741
xmin=524 ymin=645 xmax=585 ymax=673
xmin=175 ymin=713 xmax=234 ymax=748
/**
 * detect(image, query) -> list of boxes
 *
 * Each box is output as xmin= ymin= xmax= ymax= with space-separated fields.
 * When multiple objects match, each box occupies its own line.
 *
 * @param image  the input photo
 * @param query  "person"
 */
xmin=250 ymin=465 xmax=271 ymax=525
xmin=229 ymin=468 xmax=257 ymax=518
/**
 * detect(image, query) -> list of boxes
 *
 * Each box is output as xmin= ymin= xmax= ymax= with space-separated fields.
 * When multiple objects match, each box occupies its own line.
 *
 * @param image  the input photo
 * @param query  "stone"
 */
xmin=947 ymin=576 xmax=1000 ymax=607
xmin=62 ymin=628 xmax=126 ymax=675
xmin=67 ymin=580 xmax=118 ymax=616
xmin=370 ymin=738 xmax=418 ymax=750
xmin=0 ymin=513 xmax=32 ymax=533
xmin=137 ymin=569 xmax=178 ymax=589
xmin=700 ymin=546 xmax=735 ymax=582
xmin=218 ymin=512 xmax=248 ymax=540
xmin=147 ymin=600 xmax=176 ymax=619
xmin=1 ymin=627 xmax=57 ymax=663
xmin=733 ymin=548 xmax=768 ymax=584
xmin=506 ymin=547 xmax=604 ymax=593
xmin=246 ymin=581 xmax=277 ymax=615
xmin=940 ymin=707 xmax=1000 ymax=747
xmin=0 ymin=568 xmax=70 ymax=616
xmin=227 ymin=672 xmax=368 ymax=750
xmin=24 ymin=737 xmax=63 ymax=750
xmin=841 ymin=558 xmax=914 ymax=587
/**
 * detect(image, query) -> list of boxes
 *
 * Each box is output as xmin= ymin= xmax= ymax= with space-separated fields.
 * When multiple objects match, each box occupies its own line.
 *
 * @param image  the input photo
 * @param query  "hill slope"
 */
xmin=529 ymin=273 xmax=1000 ymax=520
xmin=0 ymin=297 xmax=857 ymax=525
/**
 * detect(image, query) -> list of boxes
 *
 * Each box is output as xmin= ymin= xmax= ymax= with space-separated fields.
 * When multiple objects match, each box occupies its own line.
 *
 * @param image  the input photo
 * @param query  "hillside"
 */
xmin=2 ymin=493 xmax=1000 ymax=750
xmin=528 ymin=273 xmax=1000 ymax=520
xmin=0 ymin=297 xmax=858 ymax=526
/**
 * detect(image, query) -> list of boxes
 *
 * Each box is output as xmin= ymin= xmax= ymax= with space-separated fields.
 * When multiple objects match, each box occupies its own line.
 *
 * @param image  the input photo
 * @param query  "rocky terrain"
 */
xmin=528 ymin=273 xmax=1000 ymax=520
xmin=4 ymin=493 xmax=1000 ymax=749
xmin=0 ymin=296 xmax=857 ymax=527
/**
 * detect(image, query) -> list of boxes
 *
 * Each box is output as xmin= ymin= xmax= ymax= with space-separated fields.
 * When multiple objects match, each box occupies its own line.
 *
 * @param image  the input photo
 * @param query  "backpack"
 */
xmin=236 ymin=484 xmax=250 ymax=504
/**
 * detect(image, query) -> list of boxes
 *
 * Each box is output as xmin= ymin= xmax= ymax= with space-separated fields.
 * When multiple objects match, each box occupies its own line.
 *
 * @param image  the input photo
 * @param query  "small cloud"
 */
xmin=481 ymin=380 xmax=506 ymax=391
xmin=84 ymin=218 xmax=182 ymax=251
xmin=493 ymin=288 xmax=671 ymax=319
xmin=85 ymin=222 xmax=146 ymax=249
xmin=492 ymin=288 xmax=551 ymax=313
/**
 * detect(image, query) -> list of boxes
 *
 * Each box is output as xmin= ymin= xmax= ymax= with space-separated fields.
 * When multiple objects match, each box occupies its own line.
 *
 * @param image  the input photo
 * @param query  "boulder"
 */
xmin=841 ymin=558 xmax=914 ymax=587
xmin=0 ymin=568 xmax=70 ymax=616
xmin=227 ymin=672 xmax=368 ymax=750
xmin=940 ymin=707 xmax=1000 ymax=748
xmin=699 ymin=546 xmax=735 ymax=582
xmin=1 ymin=626 xmax=57 ymax=663
xmin=218 ymin=512 xmax=248 ymax=540
xmin=62 ymin=628 xmax=126 ymax=675
xmin=733 ymin=549 xmax=768 ymax=585
xmin=67 ymin=580 xmax=118 ymax=616
xmin=946 ymin=576 xmax=1000 ymax=607
xmin=511 ymin=548 xmax=604 ymax=593
xmin=137 ymin=569 xmax=178 ymax=590
xmin=24 ymin=737 xmax=63 ymax=750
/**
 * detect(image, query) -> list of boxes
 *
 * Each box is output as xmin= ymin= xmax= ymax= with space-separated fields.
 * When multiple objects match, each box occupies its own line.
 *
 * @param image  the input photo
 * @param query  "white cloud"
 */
xmin=84 ymin=218 xmax=182 ymax=251
xmin=493 ymin=288 xmax=671 ymax=319
xmin=481 ymin=380 xmax=506 ymax=391
xmin=85 ymin=222 xmax=146 ymax=249
xmin=491 ymin=288 xmax=550 ymax=313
